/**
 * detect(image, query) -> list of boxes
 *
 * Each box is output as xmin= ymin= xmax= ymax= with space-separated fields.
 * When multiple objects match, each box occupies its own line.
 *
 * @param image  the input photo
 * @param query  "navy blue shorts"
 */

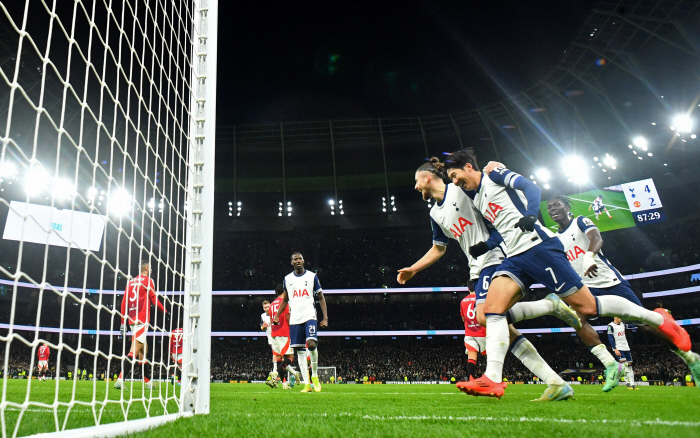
xmin=289 ymin=319 xmax=318 ymax=348
xmin=475 ymin=264 xmax=499 ymax=304
xmin=589 ymin=280 xmax=642 ymax=306
xmin=617 ymin=350 xmax=633 ymax=363
xmin=494 ymin=238 xmax=583 ymax=297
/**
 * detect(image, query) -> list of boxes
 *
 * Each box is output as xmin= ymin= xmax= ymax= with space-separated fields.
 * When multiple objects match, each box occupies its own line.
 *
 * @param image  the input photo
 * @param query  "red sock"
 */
xmin=144 ymin=376 xmax=150 ymax=383
xmin=118 ymin=372 xmax=123 ymax=379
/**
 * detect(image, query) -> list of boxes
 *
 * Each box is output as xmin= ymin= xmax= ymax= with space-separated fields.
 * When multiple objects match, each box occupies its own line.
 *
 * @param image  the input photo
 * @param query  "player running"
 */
xmin=441 ymin=149 xmax=690 ymax=399
xmin=169 ymin=328 xmax=183 ymax=384
xmin=399 ymin=159 xmax=578 ymax=401
xmin=37 ymin=343 xmax=50 ymax=381
xmin=273 ymin=252 xmax=328 ymax=393
xmin=608 ymin=318 xmax=637 ymax=389
xmin=268 ymin=284 xmax=301 ymax=388
xmin=115 ymin=259 xmax=167 ymax=390
xmin=547 ymin=194 xmax=700 ymax=387
xmin=588 ymin=196 xmax=612 ymax=220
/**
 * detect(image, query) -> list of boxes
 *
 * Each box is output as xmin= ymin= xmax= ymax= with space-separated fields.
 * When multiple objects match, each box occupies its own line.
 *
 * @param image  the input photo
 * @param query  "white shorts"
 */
xmin=270 ymin=336 xmax=292 ymax=356
xmin=38 ymin=360 xmax=48 ymax=369
xmin=464 ymin=335 xmax=486 ymax=354
xmin=131 ymin=323 xmax=147 ymax=344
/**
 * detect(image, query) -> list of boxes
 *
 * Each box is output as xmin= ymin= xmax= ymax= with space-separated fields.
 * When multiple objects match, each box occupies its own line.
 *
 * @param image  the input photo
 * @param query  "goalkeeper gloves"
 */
xmin=468 ymin=241 xmax=490 ymax=259
xmin=119 ymin=324 xmax=126 ymax=336
xmin=514 ymin=215 xmax=537 ymax=232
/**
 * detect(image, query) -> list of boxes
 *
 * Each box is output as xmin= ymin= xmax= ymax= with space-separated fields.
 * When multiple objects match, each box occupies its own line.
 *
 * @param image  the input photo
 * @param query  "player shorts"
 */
xmin=617 ymin=350 xmax=633 ymax=363
xmin=475 ymin=264 xmax=499 ymax=304
xmin=464 ymin=336 xmax=486 ymax=355
xmin=270 ymin=336 xmax=293 ymax=356
xmin=289 ymin=319 xmax=317 ymax=348
xmin=494 ymin=237 xmax=583 ymax=298
xmin=171 ymin=354 xmax=183 ymax=370
xmin=130 ymin=323 xmax=148 ymax=344
xmin=38 ymin=360 xmax=48 ymax=369
xmin=589 ymin=281 xmax=646 ymax=325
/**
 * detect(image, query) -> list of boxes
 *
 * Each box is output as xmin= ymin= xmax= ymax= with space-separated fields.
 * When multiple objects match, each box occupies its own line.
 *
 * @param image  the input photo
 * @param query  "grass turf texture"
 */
xmin=540 ymin=188 xmax=636 ymax=233
xmin=5 ymin=381 xmax=699 ymax=437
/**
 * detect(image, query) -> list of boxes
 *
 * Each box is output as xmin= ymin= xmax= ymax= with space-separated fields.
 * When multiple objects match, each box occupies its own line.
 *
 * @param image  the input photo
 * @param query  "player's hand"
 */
xmin=397 ymin=268 xmax=415 ymax=284
xmin=583 ymin=251 xmax=598 ymax=277
xmin=482 ymin=161 xmax=505 ymax=174
xmin=468 ymin=242 xmax=490 ymax=258
xmin=614 ymin=349 xmax=620 ymax=356
xmin=514 ymin=215 xmax=537 ymax=232
xmin=119 ymin=324 xmax=126 ymax=336
xmin=320 ymin=318 xmax=328 ymax=328
xmin=262 ymin=322 xmax=270 ymax=329
xmin=272 ymin=316 xmax=279 ymax=325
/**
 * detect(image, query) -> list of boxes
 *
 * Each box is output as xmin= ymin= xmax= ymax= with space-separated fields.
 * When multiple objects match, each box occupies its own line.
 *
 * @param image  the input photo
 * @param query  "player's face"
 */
xmin=547 ymin=199 xmax=569 ymax=223
xmin=446 ymin=165 xmax=477 ymax=190
xmin=291 ymin=254 xmax=304 ymax=269
xmin=263 ymin=303 xmax=270 ymax=314
xmin=614 ymin=317 xmax=621 ymax=324
xmin=414 ymin=171 xmax=432 ymax=201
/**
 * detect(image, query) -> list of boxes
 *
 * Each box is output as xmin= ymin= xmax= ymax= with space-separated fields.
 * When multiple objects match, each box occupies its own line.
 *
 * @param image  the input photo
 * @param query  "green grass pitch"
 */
xmin=540 ymin=188 xmax=637 ymax=233
xmin=4 ymin=381 xmax=699 ymax=437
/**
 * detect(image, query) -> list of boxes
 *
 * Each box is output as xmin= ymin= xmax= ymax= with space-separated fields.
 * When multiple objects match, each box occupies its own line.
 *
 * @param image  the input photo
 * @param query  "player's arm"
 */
xmin=469 ymin=217 xmax=504 ymax=258
xmin=481 ymin=161 xmax=506 ymax=174
xmin=607 ymin=325 xmax=619 ymax=356
xmin=398 ymin=218 xmax=448 ymax=284
xmin=260 ymin=315 xmax=268 ymax=331
xmin=149 ymin=280 xmax=167 ymax=314
xmin=314 ymin=276 xmax=328 ymax=328
xmin=578 ymin=216 xmax=602 ymax=277
xmin=272 ymin=284 xmax=288 ymax=324
xmin=488 ymin=168 xmax=541 ymax=232
xmin=119 ymin=284 xmax=128 ymax=335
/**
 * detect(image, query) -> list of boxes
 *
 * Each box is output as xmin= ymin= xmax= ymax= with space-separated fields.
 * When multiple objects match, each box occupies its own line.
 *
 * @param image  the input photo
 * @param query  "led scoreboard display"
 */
xmin=620 ymin=178 xmax=666 ymax=226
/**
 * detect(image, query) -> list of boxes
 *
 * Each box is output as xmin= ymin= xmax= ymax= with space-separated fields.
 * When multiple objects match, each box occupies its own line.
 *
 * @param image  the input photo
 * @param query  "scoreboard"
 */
xmin=619 ymin=178 xmax=666 ymax=226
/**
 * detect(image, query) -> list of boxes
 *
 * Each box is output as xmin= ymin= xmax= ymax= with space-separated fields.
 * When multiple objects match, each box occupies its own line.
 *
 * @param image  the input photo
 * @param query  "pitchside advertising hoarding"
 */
xmin=3 ymin=200 xmax=106 ymax=251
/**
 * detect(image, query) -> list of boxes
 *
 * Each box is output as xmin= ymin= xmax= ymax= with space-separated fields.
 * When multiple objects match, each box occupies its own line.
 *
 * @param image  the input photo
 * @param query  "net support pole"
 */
xmin=182 ymin=0 xmax=217 ymax=416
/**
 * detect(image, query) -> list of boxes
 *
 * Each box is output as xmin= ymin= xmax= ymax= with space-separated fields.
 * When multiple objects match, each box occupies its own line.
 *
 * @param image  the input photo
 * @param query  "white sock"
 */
xmin=607 ymin=212 xmax=612 ymax=218
xmin=596 ymin=295 xmax=664 ymax=326
xmin=297 ymin=351 xmax=309 ymax=384
xmin=285 ymin=365 xmax=296 ymax=374
xmin=507 ymin=300 xmax=554 ymax=323
xmin=484 ymin=314 xmax=509 ymax=383
xmin=308 ymin=348 xmax=319 ymax=377
xmin=674 ymin=349 xmax=698 ymax=364
xmin=590 ymin=344 xmax=616 ymax=367
xmin=510 ymin=335 xmax=565 ymax=385
xmin=626 ymin=364 xmax=635 ymax=386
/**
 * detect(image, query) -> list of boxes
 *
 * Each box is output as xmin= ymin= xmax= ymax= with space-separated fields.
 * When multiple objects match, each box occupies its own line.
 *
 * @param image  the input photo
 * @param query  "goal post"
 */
xmin=317 ymin=367 xmax=337 ymax=384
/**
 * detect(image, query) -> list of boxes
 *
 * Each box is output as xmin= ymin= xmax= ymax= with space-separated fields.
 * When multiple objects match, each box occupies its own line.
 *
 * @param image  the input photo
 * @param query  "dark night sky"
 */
xmin=217 ymin=1 xmax=592 ymax=124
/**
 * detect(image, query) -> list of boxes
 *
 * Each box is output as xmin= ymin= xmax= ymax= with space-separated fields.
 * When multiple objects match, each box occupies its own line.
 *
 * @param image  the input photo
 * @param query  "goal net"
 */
xmin=0 ymin=0 xmax=216 ymax=436
xmin=317 ymin=367 xmax=337 ymax=384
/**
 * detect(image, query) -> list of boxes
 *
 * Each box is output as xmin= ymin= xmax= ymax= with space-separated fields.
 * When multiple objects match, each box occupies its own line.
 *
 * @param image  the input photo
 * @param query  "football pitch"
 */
xmin=539 ymin=188 xmax=637 ymax=233
xmin=4 ymin=381 xmax=699 ymax=437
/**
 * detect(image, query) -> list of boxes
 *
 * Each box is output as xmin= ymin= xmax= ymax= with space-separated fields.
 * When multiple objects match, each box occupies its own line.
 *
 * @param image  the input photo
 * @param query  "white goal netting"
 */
xmin=317 ymin=367 xmax=336 ymax=384
xmin=0 ymin=0 xmax=216 ymax=436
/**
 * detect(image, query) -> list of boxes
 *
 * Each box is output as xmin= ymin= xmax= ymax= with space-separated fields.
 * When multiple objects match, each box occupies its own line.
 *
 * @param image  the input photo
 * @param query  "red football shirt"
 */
xmin=37 ymin=345 xmax=50 ymax=361
xmin=460 ymin=294 xmax=486 ymax=337
xmin=170 ymin=328 xmax=183 ymax=355
xmin=120 ymin=274 xmax=166 ymax=324
xmin=269 ymin=295 xmax=290 ymax=337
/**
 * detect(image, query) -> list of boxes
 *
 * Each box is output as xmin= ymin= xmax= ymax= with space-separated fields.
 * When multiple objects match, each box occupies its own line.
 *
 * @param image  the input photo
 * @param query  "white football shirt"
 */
xmin=284 ymin=270 xmax=322 ymax=325
xmin=556 ymin=216 xmax=623 ymax=289
xmin=260 ymin=312 xmax=272 ymax=344
xmin=430 ymin=183 xmax=503 ymax=280
xmin=608 ymin=321 xmax=630 ymax=351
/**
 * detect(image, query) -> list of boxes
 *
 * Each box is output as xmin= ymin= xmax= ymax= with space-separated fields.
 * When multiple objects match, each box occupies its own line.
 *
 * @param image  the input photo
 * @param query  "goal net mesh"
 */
xmin=0 ymin=0 xmax=212 ymax=436
xmin=317 ymin=367 xmax=336 ymax=384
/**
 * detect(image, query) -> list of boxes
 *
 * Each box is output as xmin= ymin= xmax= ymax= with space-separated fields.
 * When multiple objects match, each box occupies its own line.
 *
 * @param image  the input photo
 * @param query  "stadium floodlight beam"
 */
xmin=0 ymin=161 xmax=18 ymax=179
xmin=328 ymin=199 xmax=334 ymax=206
xmin=603 ymin=156 xmax=616 ymax=167
xmin=560 ymin=156 xmax=588 ymax=185
xmin=535 ymin=168 xmax=550 ymax=183
xmin=107 ymin=188 xmax=133 ymax=217
xmin=632 ymin=136 xmax=648 ymax=149
xmin=51 ymin=178 xmax=76 ymax=201
xmin=86 ymin=187 xmax=97 ymax=202
xmin=25 ymin=165 xmax=50 ymax=197
xmin=673 ymin=114 xmax=693 ymax=133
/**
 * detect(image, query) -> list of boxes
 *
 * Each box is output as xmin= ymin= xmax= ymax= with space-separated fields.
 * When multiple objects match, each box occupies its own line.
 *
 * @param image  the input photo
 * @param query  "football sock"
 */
xmin=590 ymin=344 xmax=616 ymax=367
xmin=673 ymin=348 xmax=698 ymax=364
xmin=507 ymin=300 xmax=554 ymax=323
xmin=596 ymin=296 xmax=664 ymax=326
xmin=467 ymin=359 xmax=476 ymax=379
xmin=625 ymin=364 xmax=635 ymax=386
xmin=509 ymin=335 xmax=565 ymax=385
xmin=484 ymin=313 xmax=509 ymax=383
xmin=308 ymin=348 xmax=319 ymax=377
xmin=297 ymin=350 xmax=310 ymax=385
xmin=286 ymin=365 xmax=296 ymax=374
xmin=606 ymin=212 xmax=612 ymax=218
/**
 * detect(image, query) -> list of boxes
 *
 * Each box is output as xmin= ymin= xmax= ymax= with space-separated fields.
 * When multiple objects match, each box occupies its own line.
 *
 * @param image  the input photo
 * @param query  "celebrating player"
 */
xmin=399 ymin=159 xmax=577 ymax=401
xmin=547 ymin=194 xmax=700 ymax=387
xmin=607 ymin=318 xmax=637 ymax=389
xmin=441 ymin=149 xmax=690 ymax=399
xmin=273 ymin=252 xmax=328 ymax=393
xmin=169 ymin=328 xmax=183 ymax=384
xmin=589 ymin=196 xmax=612 ymax=220
xmin=115 ymin=259 xmax=167 ymax=390
xmin=268 ymin=284 xmax=301 ymax=388
xmin=37 ymin=343 xmax=50 ymax=381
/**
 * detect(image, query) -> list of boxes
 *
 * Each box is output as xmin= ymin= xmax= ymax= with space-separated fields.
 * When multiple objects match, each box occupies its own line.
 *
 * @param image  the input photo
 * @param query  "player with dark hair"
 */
xmin=399 ymin=158 xmax=578 ymax=400
xmin=269 ymin=284 xmax=301 ymax=389
xmin=37 ymin=343 xmax=50 ymax=381
xmin=273 ymin=252 xmax=328 ymax=393
xmin=547 ymin=194 xmax=700 ymax=387
xmin=439 ymin=149 xmax=690 ymax=398
xmin=116 ymin=259 xmax=167 ymax=390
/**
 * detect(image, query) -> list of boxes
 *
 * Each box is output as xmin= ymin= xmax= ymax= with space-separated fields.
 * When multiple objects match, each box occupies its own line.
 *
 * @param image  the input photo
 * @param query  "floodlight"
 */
xmin=0 ymin=161 xmax=18 ymax=179
xmin=25 ymin=165 xmax=50 ymax=197
xmin=108 ymin=188 xmax=132 ymax=216
xmin=87 ymin=187 xmax=97 ymax=202
xmin=603 ymin=156 xmax=616 ymax=167
xmin=535 ymin=168 xmax=550 ymax=183
xmin=328 ymin=200 xmax=334 ymax=206
xmin=561 ymin=156 xmax=588 ymax=185
xmin=632 ymin=136 xmax=648 ymax=149
xmin=673 ymin=114 xmax=692 ymax=133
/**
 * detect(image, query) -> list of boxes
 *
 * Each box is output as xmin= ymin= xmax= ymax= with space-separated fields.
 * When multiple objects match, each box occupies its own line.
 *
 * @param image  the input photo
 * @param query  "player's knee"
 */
xmin=307 ymin=341 xmax=317 ymax=351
